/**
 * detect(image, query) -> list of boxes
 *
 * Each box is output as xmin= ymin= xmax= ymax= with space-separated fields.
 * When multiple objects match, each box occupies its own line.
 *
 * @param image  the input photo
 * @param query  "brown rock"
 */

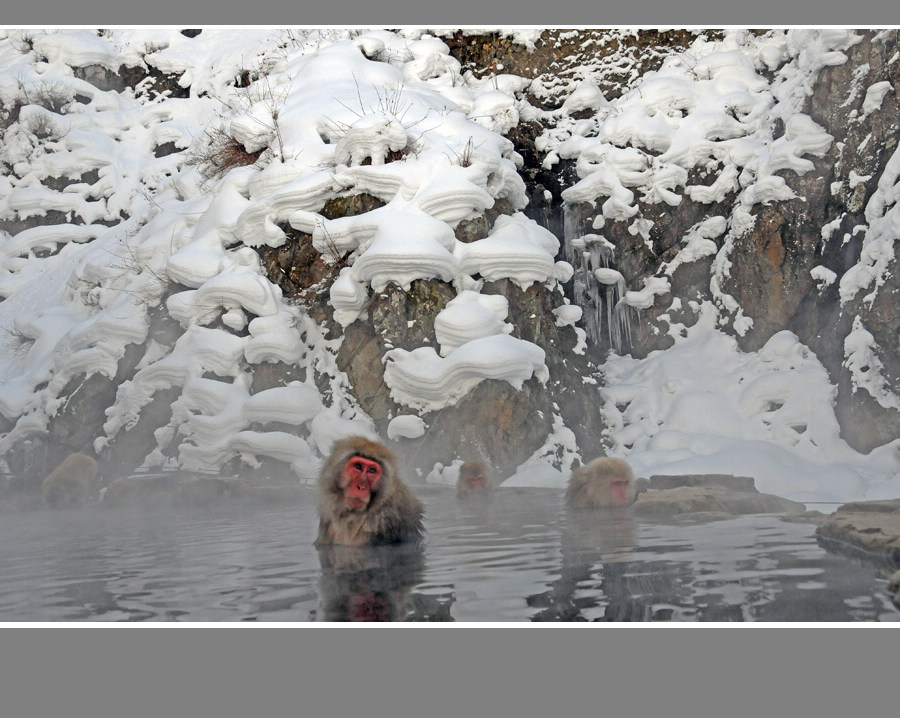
xmin=102 ymin=473 xmax=247 ymax=508
xmin=815 ymin=499 xmax=900 ymax=568
xmin=647 ymin=474 xmax=757 ymax=492
xmin=632 ymin=485 xmax=806 ymax=521
xmin=888 ymin=570 xmax=900 ymax=609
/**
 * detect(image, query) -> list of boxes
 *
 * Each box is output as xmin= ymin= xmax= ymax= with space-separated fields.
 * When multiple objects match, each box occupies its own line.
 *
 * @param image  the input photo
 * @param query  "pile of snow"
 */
xmin=0 ymin=28 xmax=559 ymax=477
xmin=597 ymin=304 xmax=900 ymax=506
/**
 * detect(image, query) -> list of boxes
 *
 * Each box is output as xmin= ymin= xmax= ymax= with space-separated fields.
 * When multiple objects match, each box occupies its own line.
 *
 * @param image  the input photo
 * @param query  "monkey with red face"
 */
xmin=316 ymin=436 xmax=424 ymax=546
xmin=456 ymin=459 xmax=493 ymax=497
xmin=565 ymin=457 xmax=636 ymax=509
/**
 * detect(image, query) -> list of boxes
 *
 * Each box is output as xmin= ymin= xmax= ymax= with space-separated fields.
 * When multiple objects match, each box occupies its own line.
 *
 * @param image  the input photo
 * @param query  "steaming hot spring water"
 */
xmin=1 ymin=29 xmax=899 ymax=622
xmin=1 ymin=483 xmax=897 ymax=622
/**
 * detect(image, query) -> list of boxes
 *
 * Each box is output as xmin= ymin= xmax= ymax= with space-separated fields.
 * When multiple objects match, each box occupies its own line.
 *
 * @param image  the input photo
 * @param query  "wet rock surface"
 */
xmin=888 ymin=570 xmax=900 ymax=609
xmin=100 ymin=472 xmax=310 ymax=509
xmin=815 ymin=499 xmax=900 ymax=569
xmin=631 ymin=474 xmax=808 ymax=522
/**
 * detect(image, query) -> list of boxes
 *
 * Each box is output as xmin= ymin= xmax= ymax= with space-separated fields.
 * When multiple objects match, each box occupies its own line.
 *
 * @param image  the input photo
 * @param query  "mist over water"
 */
xmin=1 ymin=487 xmax=897 ymax=622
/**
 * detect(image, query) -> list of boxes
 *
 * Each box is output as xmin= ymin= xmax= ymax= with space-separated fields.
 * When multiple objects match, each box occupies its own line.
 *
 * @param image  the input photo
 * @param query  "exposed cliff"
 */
xmin=0 ymin=29 xmax=897 ymax=503
xmin=445 ymin=29 xmax=900 ymax=454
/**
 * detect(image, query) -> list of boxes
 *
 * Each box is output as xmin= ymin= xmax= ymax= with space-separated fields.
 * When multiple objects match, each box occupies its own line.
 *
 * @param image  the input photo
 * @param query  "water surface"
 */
xmin=1 ymin=486 xmax=897 ymax=621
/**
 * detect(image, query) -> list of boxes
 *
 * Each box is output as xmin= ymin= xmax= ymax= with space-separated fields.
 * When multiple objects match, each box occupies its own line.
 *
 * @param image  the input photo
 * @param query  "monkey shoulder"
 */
xmin=371 ymin=483 xmax=424 ymax=544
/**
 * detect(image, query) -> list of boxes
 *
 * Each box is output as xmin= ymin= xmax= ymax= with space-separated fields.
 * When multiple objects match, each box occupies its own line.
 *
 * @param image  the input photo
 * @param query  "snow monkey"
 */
xmin=565 ymin=457 xmax=636 ymax=509
xmin=316 ymin=436 xmax=424 ymax=546
xmin=41 ymin=452 xmax=99 ymax=508
xmin=456 ymin=459 xmax=493 ymax=497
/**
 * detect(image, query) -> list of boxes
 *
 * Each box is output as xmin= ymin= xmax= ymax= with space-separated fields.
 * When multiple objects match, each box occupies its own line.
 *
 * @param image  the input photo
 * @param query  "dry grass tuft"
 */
xmin=186 ymin=125 xmax=264 ymax=181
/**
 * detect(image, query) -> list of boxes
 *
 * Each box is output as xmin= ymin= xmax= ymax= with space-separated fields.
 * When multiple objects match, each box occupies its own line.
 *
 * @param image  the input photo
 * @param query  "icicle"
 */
xmin=560 ymin=202 xmax=633 ymax=353
xmin=612 ymin=301 xmax=635 ymax=353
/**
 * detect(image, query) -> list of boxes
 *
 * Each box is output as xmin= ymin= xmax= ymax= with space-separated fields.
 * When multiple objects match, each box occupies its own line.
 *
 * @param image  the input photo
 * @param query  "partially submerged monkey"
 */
xmin=565 ymin=457 xmax=636 ymax=509
xmin=41 ymin=452 xmax=99 ymax=508
xmin=456 ymin=459 xmax=493 ymax=497
xmin=316 ymin=436 xmax=424 ymax=546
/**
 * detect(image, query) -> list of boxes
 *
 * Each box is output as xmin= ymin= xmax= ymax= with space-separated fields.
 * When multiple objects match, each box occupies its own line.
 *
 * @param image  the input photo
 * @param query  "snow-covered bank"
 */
xmin=0 ymin=28 xmax=898 ymax=511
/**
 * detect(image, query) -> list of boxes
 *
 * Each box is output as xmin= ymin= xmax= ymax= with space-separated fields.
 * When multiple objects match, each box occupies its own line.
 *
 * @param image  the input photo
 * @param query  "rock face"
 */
xmin=447 ymin=29 xmax=900 ymax=454
xmin=1 ymin=29 xmax=898 ymax=494
xmin=101 ymin=472 xmax=307 ymax=508
xmin=261 ymin=220 xmax=592 ymax=479
xmin=505 ymin=30 xmax=900 ymax=453
xmin=742 ymin=32 xmax=900 ymax=453
xmin=631 ymin=474 xmax=807 ymax=521
xmin=102 ymin=473 xmax=242 ymax=508
xmin=815 ymin=499 xmax=900 ymax=568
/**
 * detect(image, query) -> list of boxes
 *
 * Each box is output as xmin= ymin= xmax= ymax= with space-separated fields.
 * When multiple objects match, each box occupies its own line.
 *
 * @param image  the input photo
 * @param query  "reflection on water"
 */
xmin=316 ymin=543 xmax=425 ymax=621
xmin=0 ymin=486 xmax=897 ymax=622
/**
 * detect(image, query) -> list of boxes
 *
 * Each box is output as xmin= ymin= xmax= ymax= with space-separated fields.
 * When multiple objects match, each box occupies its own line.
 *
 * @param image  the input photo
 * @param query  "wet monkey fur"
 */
xmin=41 ymin=452 xmax=99 ymax=508
xmin=565 ymin=457 xmax=636 ymax=509
xmin=316 ymin=436 xmax=424 ymax=546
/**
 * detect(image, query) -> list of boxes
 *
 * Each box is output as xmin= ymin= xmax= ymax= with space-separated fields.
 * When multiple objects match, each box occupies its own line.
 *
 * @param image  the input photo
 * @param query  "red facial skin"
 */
xmin=610 ymin=477 xmax=630 ymax=505
xmin=466 ymin=473 xmax=486 ymax=490
xmin=342 ymin=456 xmax=382 ymax=510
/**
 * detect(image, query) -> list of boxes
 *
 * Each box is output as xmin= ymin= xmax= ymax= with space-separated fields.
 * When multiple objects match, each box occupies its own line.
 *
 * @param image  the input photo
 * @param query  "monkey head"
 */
xmin=464 ymin=472 xmax=486 ymax=490
xmin=457 ymin=460 xmax=493 ymax=496
xmin=607 ymin=474 xmax=632 ymax=506
xmin=321 ymin=436 xmax=398 ymax=516
xmin=317 ymin=436 xmax=423 ymax=547
xmin=566 ymin=457 xmax=637 ymax=510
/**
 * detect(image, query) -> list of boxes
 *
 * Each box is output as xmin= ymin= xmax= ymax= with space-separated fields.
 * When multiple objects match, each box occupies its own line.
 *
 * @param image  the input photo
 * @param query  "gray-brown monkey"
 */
xmin=316 ymin=436 xmax=424 ymax=546
xmin=41 ymin=453 xmax=99 ymax=508
xmin=456 ymin=459 xmax=493 ymax=497
xmin=565 ymin=457 xmax=636 ymax=509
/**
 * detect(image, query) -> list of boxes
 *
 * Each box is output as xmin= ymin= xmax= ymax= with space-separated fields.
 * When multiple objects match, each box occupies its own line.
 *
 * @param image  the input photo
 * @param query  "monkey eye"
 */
xmin=366 ymin=466 xmax=378 ymax=475
xmin=352 ymin=461 xmax=364 ymax=471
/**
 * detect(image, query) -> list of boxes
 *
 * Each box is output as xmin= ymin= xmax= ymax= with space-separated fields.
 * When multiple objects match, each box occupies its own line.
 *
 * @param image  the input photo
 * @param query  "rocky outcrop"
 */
xmin=815 ymin=499 xmax=900 ymax=568
xmin=745 ymin=31 xmax=900 ymax=452
xmin=443 ymin=29 xmax=722 ymax=106
xmin=631 ymin=474 xmax=808 ymax=522
xmin=101 ymin=472 xmax=308 ymax=508
xmin=2 ymin=29 xmax=897 ymax=495
xmin=889 ymin=570 xmax=900 ymax=609
xmin=268 ymin=246 xmax=589 ymax=479
xmin=449 ymin=29 xmax=900 ymax=453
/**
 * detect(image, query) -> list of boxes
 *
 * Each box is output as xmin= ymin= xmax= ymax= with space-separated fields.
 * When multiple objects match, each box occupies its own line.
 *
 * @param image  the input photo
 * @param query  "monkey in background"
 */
xmin=41 ymin=452 xmax=99 ymax=508
xmin=565 ymin=457 xmax=636 ymax=509
xmin=457 ymin=459 xmax=493 ymax=497
xmin=316 ymin=436 xmax=424 ymax=546
xmin=530 ymin=456 xmax=641 ymax=619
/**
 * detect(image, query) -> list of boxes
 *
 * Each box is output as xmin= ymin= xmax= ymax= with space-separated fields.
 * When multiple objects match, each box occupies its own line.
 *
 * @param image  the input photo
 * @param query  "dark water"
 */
xmin=1 ymin=486 xmax=897 ymax=622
